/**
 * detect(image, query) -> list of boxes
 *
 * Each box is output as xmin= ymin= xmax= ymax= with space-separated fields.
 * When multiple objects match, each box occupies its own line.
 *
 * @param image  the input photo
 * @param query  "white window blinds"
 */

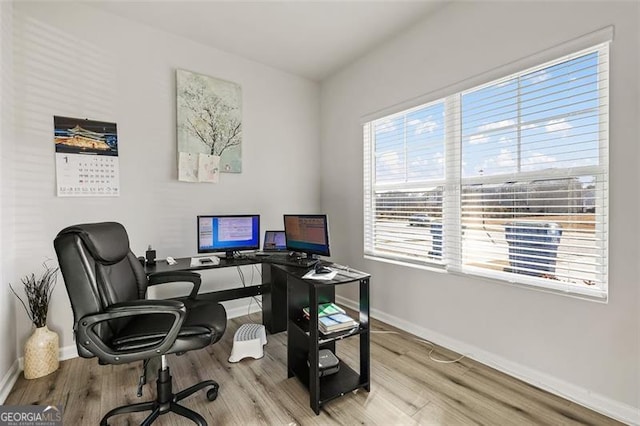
xmin=364 ymin=41 xmax=609 ymax=299
xmin=364 ymin=101 xmax=446 ymax=265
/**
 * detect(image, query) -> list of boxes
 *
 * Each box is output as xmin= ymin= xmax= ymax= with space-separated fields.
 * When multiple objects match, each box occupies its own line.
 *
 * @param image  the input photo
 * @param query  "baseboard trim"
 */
xmin=59 ymin=344 xmax=78 ymax=362
xmin=336 ymin=295 xmax=640 ymax=425
xmin=0 ymin=359 xmax=20 ymax=404
xmin=225 ymin=302 xmax=262 ymax=320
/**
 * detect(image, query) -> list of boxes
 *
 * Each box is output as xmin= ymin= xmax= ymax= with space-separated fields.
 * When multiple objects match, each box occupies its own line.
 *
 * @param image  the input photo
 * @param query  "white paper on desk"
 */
xmin=190 ymin=256 xmax=220 ymax=267
xmin=303 ymin=269 xmax=338 ymax=280
xmin=335 ymin=269 xmax=365 ymax=279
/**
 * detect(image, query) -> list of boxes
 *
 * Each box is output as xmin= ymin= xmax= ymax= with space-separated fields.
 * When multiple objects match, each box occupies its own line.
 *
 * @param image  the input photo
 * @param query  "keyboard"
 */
xmin=263 ymin=254 xmax=318 ymax=268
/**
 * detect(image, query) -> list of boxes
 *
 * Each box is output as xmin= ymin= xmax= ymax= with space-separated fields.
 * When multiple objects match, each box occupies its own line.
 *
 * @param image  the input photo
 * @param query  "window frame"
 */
xmin=363 ymin=33 xmax=611 ymax=301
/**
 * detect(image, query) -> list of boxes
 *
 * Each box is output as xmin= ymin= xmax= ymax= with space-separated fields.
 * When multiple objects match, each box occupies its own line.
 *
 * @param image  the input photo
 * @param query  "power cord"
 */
xmin=252 ymin=263 xmax=262 ymax=279
xmin=235 ymin=265 xmax=262 ymax=321
xmin=371 ymin=330 xmax=466 ymax=364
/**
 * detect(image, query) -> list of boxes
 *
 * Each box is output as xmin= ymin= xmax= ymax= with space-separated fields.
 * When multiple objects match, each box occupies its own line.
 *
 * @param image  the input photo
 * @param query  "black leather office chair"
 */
xmin=54 ymin=222 xmax=226 ymax=426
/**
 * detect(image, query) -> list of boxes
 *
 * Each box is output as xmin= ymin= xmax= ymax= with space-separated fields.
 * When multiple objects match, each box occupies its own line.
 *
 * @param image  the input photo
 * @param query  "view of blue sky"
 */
xmin=373 ymin=51 xmax=601 ymax=183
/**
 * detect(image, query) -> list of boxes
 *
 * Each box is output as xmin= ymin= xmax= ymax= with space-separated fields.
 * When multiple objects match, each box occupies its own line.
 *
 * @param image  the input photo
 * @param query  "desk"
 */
xmin=145 ymin=255 xmax=287 ymax=334
xmin=145 ymin=256 xmax=371 ymax=414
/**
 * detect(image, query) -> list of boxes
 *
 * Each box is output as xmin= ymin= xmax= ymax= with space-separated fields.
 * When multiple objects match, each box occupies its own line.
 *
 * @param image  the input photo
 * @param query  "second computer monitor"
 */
xmin=283 ymin=214 xmax=330 ymax=257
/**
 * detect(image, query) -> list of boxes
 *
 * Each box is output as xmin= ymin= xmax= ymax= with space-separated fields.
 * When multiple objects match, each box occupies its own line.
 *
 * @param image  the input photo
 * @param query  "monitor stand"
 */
xmin=297 ymin=253 xmax=319 ymax=267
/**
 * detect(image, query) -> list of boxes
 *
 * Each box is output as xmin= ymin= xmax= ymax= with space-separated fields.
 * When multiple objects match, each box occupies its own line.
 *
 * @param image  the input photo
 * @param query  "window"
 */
xmin=364 ymin=42 xmax=609 ymax=299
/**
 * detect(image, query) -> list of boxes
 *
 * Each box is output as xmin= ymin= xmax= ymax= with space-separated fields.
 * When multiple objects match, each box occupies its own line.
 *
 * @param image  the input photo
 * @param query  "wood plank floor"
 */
xmin=5 ymin=315 xmax=622 ymax=425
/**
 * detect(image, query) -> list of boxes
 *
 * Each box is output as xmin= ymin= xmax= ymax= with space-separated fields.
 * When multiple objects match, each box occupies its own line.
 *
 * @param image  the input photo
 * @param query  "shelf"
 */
xmin=319 ymin=361 xmax=369 ymax=405
xmin=293 ymin=359 xmax=369 ymax=406
xmin=290 ymin=318 xmax=368 ymax=343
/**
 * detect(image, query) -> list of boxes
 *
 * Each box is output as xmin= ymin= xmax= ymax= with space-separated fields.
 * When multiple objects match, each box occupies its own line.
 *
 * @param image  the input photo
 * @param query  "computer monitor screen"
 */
xmin=197 ymin=215 xmax=260 ymax=256
xmin=283 ymin=214 xmax=330 ymax=257
xmin=263 ymin=230 xmax=287 ymax=251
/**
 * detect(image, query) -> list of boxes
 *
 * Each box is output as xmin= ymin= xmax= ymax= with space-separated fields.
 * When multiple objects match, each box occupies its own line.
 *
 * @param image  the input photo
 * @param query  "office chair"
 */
xmin=54 ymin=222 xmax=227 ymax=426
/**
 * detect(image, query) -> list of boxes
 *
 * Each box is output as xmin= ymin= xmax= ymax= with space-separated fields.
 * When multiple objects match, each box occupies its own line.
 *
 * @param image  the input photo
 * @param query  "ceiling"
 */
xmin=88 ymin=1 xmax=445 ymax=81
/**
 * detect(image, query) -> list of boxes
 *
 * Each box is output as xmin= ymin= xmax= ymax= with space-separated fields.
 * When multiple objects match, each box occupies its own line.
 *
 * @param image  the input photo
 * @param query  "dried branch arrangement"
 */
xmin=10 ymin=262 xmax=59 ymax=328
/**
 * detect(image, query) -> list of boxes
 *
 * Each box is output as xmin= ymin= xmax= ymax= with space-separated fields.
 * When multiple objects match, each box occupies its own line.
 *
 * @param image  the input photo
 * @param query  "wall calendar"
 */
xmin=54 ymin=116 xmax=120 ymax=197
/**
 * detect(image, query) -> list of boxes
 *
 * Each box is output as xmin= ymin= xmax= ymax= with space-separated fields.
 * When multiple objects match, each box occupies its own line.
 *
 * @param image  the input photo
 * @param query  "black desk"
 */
xmin=145 ymin=255 xmax=371 ymax=414
xmin=145 ymin=255 xmax=288 ymax=334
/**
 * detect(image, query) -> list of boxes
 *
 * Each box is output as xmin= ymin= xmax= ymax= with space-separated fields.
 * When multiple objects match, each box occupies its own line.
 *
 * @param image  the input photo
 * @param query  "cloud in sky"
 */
xmin=524 ymin=152 xmax=557 ymax=167
xmin=408 ymin=152 xmax=444 ymax=180
xmin=495 ymin=148 xmax=517 ymax=169
xmin=468 ymin=123 xmax=520 ymax=145
xmin=475 ymin=148 xmax=557 ymax=175
xmin=545 ymin=118 xmax=572 ymax=135
xmin=469 ymin=134 xmax=489 ymax=145
xmin=416 ymin=120 xmax=438 ymax=134
xmin=376 ymin=151 xmax=402 ymax=181
xmin=469 ymin=148 xmax=516 ymax=175
xmin=478 ymin=119 xmax=516 ymax=132
xmin=377 ymin=149 xmax=446 ymax=182
xmin=413 ymin=151 xmax=444 ymax=166
xmin=407 ymin=117 xmax=439 ymax=135
xmin=378 ymin=151 xmax=401 ymax=167
xmin=375 ymin=119 xmax=397 ymax=134
xmin=525 ymin=69 xmax=550 ymax=85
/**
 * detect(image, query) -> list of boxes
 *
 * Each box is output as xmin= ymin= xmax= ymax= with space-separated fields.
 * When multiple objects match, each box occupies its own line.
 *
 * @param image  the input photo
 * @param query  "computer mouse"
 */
xmin=315 ymin=264 xmax=332 ymax=274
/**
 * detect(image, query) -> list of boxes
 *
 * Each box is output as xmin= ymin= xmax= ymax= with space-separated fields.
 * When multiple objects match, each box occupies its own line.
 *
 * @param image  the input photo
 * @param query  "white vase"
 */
xmin=24 ymin=325 xmax=59 ymax=379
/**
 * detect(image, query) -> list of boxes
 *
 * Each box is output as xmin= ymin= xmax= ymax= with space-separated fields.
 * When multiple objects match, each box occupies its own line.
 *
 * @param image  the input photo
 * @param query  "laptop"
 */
xmin=258 ymin=230 xmax=288 ymax=255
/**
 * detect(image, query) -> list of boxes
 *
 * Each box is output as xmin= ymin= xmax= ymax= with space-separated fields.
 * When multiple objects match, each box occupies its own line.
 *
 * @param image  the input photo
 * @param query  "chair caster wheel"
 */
xmin=207 ymin=386 xmax=218 ymax=401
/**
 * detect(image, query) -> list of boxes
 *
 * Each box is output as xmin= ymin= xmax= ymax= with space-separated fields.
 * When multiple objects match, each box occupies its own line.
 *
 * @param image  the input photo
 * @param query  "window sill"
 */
xmin=456 ymin=266 xmax=608 ymax=303
xmin=364 ymin=255 xmax=607 ymax=303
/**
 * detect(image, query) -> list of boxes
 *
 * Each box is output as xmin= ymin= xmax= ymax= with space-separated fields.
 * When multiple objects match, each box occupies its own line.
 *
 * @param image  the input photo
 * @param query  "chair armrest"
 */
xmin=76 ymin=299 xmax=186 ymax=365
xmin=148 ymin=271 xmax=202 ymax=299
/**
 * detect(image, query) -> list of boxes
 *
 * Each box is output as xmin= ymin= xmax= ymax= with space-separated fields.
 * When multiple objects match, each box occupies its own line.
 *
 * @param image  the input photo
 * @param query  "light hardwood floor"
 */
xmin=5 ymin=315 xmax=622 ymax=425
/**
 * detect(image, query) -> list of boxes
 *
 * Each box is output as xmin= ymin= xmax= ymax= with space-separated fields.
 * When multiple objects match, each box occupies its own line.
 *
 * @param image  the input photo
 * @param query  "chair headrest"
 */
xmin=56 ymin=222 xmax=130 ymax=264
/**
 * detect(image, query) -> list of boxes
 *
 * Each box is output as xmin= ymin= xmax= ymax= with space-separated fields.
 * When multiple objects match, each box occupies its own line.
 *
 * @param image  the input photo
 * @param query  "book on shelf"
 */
xmin=302 ymin=302 xmax=346 ymax=319
xmin=318 ymin=313 xmax=358 ymax=334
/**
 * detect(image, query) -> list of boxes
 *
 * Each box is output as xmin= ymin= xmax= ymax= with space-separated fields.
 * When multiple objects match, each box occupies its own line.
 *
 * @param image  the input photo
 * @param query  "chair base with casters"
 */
xmin=101 ymin=355 xmax=218 ymax=426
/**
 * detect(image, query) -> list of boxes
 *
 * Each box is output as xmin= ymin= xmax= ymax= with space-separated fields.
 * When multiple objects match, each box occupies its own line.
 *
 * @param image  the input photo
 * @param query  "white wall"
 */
xmin=0 ymin=1 xmax=19 ymax=403
xmin=1 ymin=0 xmax=320 ymax=389
xmin=321 ymin=1 xmax=639 ymax=422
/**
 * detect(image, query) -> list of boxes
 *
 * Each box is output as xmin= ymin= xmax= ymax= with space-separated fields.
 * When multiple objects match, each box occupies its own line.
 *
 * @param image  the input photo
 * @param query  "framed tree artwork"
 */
xmin=176 ymin=69 xmax=242 ymax=181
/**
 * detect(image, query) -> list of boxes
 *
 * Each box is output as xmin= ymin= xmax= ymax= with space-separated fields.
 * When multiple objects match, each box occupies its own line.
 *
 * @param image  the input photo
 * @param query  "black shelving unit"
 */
xmin=287 ymin=268 xmax=370 ymax=415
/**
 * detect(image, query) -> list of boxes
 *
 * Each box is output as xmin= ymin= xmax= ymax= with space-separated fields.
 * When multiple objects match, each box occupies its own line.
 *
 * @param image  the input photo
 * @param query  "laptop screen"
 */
xmin=263 ymin=230 xmax=287 ymax=251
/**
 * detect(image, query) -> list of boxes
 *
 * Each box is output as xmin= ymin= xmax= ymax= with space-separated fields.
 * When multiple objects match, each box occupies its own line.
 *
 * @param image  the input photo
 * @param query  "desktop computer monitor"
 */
xmin=283 ymin=214 xmax=330 ymax=258
xmin=197 ymin=215 xmax=260 ymax=258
